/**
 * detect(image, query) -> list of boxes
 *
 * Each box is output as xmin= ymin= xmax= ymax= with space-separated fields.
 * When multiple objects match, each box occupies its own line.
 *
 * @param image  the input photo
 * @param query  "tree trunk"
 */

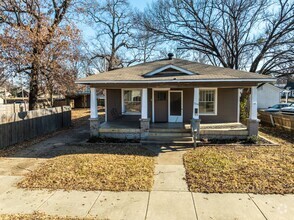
xmin=29 ymin=62 xmax=39 ymax=110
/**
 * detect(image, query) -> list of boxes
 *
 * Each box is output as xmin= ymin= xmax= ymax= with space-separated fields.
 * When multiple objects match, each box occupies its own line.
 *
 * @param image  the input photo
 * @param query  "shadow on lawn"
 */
xmin=259 ymin=125 xmax=294 ymax=144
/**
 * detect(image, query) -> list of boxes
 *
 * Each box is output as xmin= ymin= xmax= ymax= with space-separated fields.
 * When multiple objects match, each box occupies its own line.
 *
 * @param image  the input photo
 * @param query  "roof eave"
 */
xmin=76 ymin=78 xmax=276 ymax=84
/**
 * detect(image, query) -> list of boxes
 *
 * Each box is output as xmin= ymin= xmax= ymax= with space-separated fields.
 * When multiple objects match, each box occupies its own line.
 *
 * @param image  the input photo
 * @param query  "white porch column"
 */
xmin=89 ymin=87 xmax=99 ymax=137
xmin=285 ymin=91 xmax=289 ymax=103
xmin=249 ymin=86 xmax=258 ymax=120
xmin=140 ymin=88 xmax=149 ymax=139
xmin=193 ymin=88 xmax=200 ymax=119
xmin=247 ymin=86 xmax=259 ymax=136
xmin=191 ymin=87 xmax=201 ymax=141
xmin=90 ymin=87 xmax=98 ymax=119
xmin=141 ymin=88 xmax=148 ymax=119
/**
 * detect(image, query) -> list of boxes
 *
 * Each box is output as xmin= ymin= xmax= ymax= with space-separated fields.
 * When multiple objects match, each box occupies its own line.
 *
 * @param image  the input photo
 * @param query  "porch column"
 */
xmin=141 ymin=88 xmax=148 ymax=119
xmin=193 ymin=88 xmax=200 ymax=119
xmin=191 ymin=87 xmax=201 ymax=140
xmin=247 ymin=86 xmax=259 ymax=136
xmin=140 ymin=88 xmax=150 ymax=139
xmin=89 ymin=87 xmax=100 ymax=137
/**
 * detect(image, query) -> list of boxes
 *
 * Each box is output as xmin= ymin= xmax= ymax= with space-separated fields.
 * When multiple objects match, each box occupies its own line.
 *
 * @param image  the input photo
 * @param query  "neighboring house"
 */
xmin=284 ymin=81 xmax=294 ymax=98
xmin=0 ymin=97 xmax=3 ymax=104
xmin=77 ymin=55 xmax=275 ymax=141
xmin=66 ymin=87 xmax=105 ymax=108
xmin=257 ymin=83 xmax=281 ymax=109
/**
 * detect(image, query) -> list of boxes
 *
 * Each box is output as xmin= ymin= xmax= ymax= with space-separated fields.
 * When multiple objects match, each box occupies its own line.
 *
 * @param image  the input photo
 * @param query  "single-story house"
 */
xmin=257 ymin=83 xmax=281 ymax=109
xmin=284 ymin=81 xmax=294 ymax=98
xmin=77 ymin=55 xmax=275 ymax=142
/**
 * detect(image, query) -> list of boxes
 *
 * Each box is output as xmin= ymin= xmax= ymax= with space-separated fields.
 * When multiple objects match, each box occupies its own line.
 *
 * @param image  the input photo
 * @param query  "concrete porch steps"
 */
xmin=143 ymin=126 xmax=194 ymax=145
xmin=149 ymin=128 xmax=190 ymax=133
xmin=148 ymin=132 xmax=191 ymax=137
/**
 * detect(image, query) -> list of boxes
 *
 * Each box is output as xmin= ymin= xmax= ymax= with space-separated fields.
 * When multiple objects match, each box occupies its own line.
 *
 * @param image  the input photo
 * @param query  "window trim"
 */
xmin=121 ymin=88 xmax=142 ymax=115
xmin=199 ymin=88 xmax=218 ymax=116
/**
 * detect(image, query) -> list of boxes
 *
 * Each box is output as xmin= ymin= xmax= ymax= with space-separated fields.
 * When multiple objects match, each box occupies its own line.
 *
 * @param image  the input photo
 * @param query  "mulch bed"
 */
xmin=184 ymin=144 xmax=294 ymax=194
xmin=199 ymin=136 xmax=273 ymax=145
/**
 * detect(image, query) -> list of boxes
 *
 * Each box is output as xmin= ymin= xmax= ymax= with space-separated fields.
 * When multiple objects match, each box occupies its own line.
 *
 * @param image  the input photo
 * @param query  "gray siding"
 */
xmin=107 ymin=88 xmax=239 ymax=123
xmin=200 ymin=88 xmax=239 ymax=123
xmin=106 ymin=89 xmax=140 ymax=122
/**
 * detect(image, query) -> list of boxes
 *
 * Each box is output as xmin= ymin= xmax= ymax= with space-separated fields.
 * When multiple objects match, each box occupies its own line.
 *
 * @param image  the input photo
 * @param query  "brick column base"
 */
xmin=89 ymin=118 xmax=100 ymax=137
xmin=140 ymin=118 xmax=150 ymax=139
xmin=247 ymin=119 xmax=260 ymax=136
xmin=191 ymin=118 xmax=201 ymax=140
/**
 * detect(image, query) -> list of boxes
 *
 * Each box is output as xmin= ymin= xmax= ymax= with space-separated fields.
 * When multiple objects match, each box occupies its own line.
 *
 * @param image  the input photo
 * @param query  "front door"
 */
xmin=169 ymin=91 xmax=183 ymax=122
xmin=154 ymin=91 xmax=168 ymax=122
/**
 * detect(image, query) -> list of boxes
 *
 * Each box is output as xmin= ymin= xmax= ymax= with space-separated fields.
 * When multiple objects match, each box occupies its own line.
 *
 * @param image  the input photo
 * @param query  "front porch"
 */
xmin=88 ymin=85 xmax=259 ymax=141
xmin=99 ymin=121 xmax=249 ymax=140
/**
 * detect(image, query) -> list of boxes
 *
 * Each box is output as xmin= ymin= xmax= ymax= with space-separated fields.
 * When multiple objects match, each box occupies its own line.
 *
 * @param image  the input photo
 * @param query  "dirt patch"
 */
xmin=184 ymin=144 xmax=294 ymax=194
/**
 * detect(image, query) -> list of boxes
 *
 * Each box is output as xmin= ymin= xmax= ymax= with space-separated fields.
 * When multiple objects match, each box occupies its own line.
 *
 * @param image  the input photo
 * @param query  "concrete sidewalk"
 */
xmin=0 ymin=177 xmax=293 ymax=220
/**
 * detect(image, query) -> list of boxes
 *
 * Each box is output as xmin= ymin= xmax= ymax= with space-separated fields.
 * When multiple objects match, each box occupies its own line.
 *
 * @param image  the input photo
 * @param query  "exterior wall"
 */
xmin=257 ymin=84 xmax=280 ymax=109
xmin=106 ymin=89 xmax=140 ymax=122
xmin=200 ymin=88 xmax=239 ymax=123
xmin=106 ymin=88 xmax=239 ymax=123
xmin=183 ymin=88 xmax=193 ymax=123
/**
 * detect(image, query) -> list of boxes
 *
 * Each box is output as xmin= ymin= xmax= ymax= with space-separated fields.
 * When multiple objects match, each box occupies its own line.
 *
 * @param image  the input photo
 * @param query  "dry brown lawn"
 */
xmin=0 ymin=212 xmax=95 ymax=220
xmin=71 ymin=108 xmax=104 ymax=127
xmin=18 ymin=145 xmax=155 ymax=191
xmin=184 ymin=126 xmax=294 ymax=194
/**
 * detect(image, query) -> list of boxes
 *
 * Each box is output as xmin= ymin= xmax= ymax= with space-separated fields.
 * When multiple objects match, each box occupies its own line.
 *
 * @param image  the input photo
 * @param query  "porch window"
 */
xmin=199 ymin=89 xmax=217 ymax=115
xmin=122 ymin=89 xmax=142 ymax=114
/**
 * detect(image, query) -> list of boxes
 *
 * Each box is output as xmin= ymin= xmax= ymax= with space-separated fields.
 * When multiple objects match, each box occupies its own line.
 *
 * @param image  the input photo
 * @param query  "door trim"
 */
xmin=152 ymin=89 xmax=183 ymax=123
xmin=168 ymin=90 xmax=183 ymax=123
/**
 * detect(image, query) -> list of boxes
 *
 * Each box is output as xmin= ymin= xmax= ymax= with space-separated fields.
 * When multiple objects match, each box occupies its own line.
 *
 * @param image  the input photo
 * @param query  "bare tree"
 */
xmin=140 ymin=0 xmax=294 ymax=75
xmin=82 ymin=0 xmax=140 ymax=71
xmin=0 ymin=0 xmax=77 ymax=110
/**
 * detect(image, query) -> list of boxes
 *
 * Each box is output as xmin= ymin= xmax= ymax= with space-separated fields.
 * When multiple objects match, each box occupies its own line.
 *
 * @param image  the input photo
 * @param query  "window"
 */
xmin=122 ymin=89 xmax=142 ymax=114
xmin=199 ymin=89 xmax=217 ymax=115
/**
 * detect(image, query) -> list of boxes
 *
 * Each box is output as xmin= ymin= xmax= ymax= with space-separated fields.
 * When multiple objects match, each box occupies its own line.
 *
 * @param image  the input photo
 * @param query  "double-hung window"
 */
xmin=199 ymin=89 xmax=217 ymax=115
xmin=122 ymin=89 xmax=142 ymax=114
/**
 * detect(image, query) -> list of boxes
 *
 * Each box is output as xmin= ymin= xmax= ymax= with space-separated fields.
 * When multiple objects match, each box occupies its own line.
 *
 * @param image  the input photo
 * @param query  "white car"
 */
xmin=281 ymin=103 xmax=294 ymax=115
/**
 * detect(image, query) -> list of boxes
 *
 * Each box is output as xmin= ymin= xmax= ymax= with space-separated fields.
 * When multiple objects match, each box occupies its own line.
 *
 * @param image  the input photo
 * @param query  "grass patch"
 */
xmin=184 ymin=144 xmax=294 ymax=194
xmin=18 ymin=145 xmax=155 ymax=191
xmin=259 ymin=125 xmax=294 ymax=145
xmin=0 ymin=212 xmax=95 ymax=220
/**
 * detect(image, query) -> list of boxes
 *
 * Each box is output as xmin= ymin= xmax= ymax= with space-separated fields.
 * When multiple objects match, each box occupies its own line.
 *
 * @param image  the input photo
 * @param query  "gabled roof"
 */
xmin=257 ymin=83 xmax=281 ymax=92
xmin=77 ymin=58 xmax=275 ymax=84
xmin=144 ymin=64 xmax=196 ymax=77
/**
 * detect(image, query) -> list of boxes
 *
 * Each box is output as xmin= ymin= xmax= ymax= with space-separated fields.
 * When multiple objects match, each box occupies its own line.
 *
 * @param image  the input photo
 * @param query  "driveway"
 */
xmin=0 ymin=124 xmax=89 ymax=176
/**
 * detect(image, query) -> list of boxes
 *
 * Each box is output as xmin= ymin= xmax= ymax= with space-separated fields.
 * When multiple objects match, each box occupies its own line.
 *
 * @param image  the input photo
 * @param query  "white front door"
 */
xmin=169 ymin=91 xmax=183 ymax=122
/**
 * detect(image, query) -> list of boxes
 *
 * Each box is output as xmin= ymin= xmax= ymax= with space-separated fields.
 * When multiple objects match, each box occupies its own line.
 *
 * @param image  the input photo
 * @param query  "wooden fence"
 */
xmin=259 ymin=111 xmax=294 ymax=131
xmin=0 ymin=103 xmax=29 ymax=116
xmin=0 ymin=106 xmax=71 ymax=149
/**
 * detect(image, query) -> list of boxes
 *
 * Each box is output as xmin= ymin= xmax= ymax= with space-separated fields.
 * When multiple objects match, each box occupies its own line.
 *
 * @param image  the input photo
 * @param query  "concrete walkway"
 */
xmin=0 ymin=130 xmax=293 ymax=219
xmin=0 ymin=178 xmax=293 ymax=220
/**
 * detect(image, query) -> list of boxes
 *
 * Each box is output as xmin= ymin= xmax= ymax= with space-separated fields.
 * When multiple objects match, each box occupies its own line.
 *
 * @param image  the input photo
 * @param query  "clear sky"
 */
xmin=129 ymin=0 xmax=153 ymax=10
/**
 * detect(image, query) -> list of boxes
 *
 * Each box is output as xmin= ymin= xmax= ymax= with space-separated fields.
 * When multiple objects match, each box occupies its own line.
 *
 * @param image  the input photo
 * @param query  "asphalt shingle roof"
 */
xmin=77 ymin=58 xmax=275 ymax=83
